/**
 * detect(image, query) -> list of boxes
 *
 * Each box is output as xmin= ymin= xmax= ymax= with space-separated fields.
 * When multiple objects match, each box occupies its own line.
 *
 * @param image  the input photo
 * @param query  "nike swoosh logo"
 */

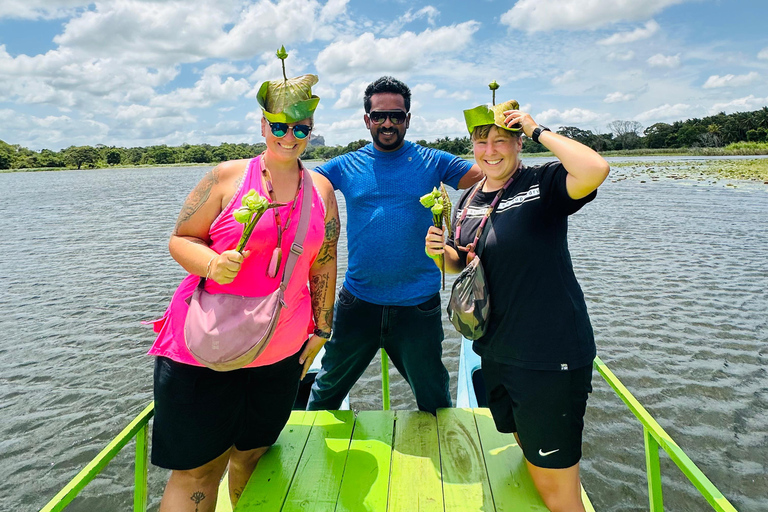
xmin=538 ymin=448 xmax=560 ymax=457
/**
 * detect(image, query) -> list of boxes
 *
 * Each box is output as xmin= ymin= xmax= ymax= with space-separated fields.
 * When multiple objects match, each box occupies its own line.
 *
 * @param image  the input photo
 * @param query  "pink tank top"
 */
xmin=148 ymin=155 xmax=327 ymax=367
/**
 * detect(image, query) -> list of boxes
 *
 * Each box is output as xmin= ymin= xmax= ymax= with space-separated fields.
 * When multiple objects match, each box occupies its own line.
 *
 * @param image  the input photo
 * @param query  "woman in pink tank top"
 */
xmin=148 ymin=60 xmax=339 ymax=511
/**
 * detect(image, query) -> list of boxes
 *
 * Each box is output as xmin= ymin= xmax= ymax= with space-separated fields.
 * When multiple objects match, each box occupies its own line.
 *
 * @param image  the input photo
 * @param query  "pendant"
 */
xmin=267 ymin=247 xmax=282 ymax=278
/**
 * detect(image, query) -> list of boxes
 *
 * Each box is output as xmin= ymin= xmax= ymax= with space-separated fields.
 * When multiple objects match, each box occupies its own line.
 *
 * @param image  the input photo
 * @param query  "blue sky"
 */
xmin=1 ymin=0 xmax=767 ymax=151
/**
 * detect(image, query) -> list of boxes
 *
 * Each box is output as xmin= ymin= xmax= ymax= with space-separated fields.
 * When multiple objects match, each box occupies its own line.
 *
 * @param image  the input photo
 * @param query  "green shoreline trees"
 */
xmin=2 ymin=107 xmax=767 ymax=171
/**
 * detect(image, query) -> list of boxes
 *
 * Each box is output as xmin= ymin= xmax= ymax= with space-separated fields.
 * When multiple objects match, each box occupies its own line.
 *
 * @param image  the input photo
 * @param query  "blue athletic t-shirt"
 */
xmin=316 ymin=141 xmax=473 ymax=306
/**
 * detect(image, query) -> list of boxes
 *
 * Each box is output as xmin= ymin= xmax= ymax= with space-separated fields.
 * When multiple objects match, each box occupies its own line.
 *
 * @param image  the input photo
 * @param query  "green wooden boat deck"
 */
xmin=216 ymin=408 xmax=594 ymax=512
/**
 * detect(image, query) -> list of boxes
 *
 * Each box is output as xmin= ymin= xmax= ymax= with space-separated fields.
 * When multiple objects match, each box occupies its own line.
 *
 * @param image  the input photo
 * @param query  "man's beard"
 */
xmin=373 ymin=127 xmax=405 ymax=151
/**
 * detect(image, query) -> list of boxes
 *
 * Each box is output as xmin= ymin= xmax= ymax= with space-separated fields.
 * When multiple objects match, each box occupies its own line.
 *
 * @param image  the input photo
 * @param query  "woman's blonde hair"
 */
xmin=471 ymin=124 xmax=522 ymax=141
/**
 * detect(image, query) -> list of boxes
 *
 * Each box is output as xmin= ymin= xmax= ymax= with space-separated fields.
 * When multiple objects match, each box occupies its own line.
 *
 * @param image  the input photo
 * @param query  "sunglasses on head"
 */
xmin=268 ymin=122 xmax=312 ymax=140
xmin=368 ymin=110 xmax=408 ymax=125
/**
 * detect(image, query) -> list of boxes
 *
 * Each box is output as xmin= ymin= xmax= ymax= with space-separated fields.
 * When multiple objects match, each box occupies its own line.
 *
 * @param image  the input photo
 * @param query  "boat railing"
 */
xmin=592 ymin=356 xmax=737 ymax=512
xmin=39 ymin=402 xmax=154 ymax=512
xmin=40 ymin=351 xmax=738 ymax=511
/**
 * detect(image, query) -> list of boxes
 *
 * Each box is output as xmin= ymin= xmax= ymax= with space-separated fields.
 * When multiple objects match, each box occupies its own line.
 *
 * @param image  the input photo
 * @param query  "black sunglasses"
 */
xmin=268 ymin=122 xmax=312 ymax=140
xmin=368 ymin=110 xmax=408 ymax=125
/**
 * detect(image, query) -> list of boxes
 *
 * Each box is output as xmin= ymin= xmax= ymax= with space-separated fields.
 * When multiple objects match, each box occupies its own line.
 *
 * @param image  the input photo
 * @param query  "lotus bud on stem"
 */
xmin=420 ymin=186 xmax=452 ymax=290
xmin=233 ymin=189 xmax=286 ymax=253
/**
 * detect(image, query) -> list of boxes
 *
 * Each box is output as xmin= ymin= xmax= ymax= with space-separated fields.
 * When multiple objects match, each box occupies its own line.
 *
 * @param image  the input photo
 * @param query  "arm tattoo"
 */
xmin=314 ymin=216 xmax=340 ymax=266
xmin=310 ymin=273 xmax=333 ymax=328
xmin=173 ymin=167 xmax=219 ymax=234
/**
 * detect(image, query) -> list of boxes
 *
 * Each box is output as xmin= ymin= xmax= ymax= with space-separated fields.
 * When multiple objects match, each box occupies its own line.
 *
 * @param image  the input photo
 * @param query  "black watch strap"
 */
xmin=313 ymin=327 xmax=332 ymax=339
xmin=532 ymin=126 xmax=551 ymax=144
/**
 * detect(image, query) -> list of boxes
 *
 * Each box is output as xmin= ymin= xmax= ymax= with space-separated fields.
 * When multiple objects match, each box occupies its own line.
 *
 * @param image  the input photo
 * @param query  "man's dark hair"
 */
xmin=363 ymin=76 xmax=411 ymax=113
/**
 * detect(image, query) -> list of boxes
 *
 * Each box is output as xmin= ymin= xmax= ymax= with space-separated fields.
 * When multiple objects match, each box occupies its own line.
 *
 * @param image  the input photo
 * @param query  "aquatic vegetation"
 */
xmin=233 ymin=189 xmax=286 ymax=252
xmin=420 ymin=185 xmax=452 ymax=289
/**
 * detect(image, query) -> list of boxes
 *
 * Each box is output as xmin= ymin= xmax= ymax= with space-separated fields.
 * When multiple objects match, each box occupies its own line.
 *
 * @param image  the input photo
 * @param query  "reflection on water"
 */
xmin=0 ymin=158 xmax=765 ymax=511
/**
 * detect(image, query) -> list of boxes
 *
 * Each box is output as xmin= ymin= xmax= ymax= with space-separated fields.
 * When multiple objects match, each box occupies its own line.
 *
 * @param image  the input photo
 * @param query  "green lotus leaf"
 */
xmin=257 ymin=74 xmax=319 ymax=121
xmin=491 ymin=99 xmax=520 ymax=129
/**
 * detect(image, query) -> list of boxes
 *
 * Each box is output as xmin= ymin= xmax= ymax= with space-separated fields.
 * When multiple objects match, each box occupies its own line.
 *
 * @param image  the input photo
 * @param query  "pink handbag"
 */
xmin=184 ymin=169 xmax=314 ymax=372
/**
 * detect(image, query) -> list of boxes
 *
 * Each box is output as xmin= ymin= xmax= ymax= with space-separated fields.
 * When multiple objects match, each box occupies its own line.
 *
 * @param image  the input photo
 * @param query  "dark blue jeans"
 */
xmin=307 ymin=286 xmax=452 ymax=414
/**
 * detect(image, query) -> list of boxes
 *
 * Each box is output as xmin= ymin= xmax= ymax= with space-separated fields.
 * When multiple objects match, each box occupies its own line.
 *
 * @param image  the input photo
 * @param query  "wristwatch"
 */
xmin=313 ymin=327 xmax=332 ymax=339
xmin=531 ymin=125 xmax=551 ymax=144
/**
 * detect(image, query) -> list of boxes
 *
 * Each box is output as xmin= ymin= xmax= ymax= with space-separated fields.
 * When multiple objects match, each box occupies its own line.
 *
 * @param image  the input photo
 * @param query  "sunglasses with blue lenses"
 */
xmin=368 ymin=110 xmax=408 ymax=125
xmin=268 ymin=122 xmax=312 ymax=140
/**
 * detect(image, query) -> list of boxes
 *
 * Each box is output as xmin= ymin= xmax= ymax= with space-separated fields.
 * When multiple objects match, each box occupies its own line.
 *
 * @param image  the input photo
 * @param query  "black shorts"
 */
xmin=482 ymin=357 xmax=593 ymax=469
xmin=151 ymin=346 xmax=304 ymax=470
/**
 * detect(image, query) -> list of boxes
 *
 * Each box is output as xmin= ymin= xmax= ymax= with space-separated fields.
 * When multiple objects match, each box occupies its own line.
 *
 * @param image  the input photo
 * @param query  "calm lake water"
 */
xmin=1 ymin=157 xmax=766 ymax=511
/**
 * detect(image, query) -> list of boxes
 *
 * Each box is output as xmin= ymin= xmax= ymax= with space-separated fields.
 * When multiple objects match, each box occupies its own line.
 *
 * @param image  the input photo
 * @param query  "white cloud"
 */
xmin=703 ymin=72 xmax=760 ymax=89
xmin=759 ymin=47 xmax=768 ymax=60
xmin=150 ymin=73 xmax=251 ymax=110
xmin=599 ymin=20 xmax=660 ymax=45
xmin=333 ymin=80 xmax=368 ymax=109
xmin=536 ymin=107 xmax=609 ymax=127
xmin=634 ymin=103 xmax=692 ymax=123
xmin=0 ymin=0 xmax=84 ymax=20
xmin=434 ymin=89 xmax=472 ymax=101
xmin=501 ymin=0 xmax=688 ymax=32
xmin=709 ymin=95 xmax=768 ymax=115
xmin=408 ymin=115 xmax=467 ymax=138
xmin=604 ymin=92 xmax=635 ymax=103
xmin=315 ymin=22 xmax=480 ymax=79
xmin=552 ymin=70 xmax=578 ymax=85
xmin=607 ymin=51 xmax=635 ymax=61
xmin=399 ymin=6 xmax=440 ymax=26
xmin=647 ymin=53 xmax=680 ymax=68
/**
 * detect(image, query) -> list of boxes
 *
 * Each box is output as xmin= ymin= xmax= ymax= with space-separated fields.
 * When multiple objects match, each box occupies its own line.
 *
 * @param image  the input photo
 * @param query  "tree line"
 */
xmin=2 ymin=107 xmax=767 ymax=170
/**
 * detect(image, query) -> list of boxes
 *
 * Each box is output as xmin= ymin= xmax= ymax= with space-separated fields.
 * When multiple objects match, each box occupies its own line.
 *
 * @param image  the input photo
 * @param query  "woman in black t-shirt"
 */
xmin=425 ymin=102 xmax=609 ymax=512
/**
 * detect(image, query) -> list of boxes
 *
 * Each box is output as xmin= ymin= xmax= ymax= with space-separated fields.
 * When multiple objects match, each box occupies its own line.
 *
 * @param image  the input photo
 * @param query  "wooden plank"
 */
xmin=388 ymin=411 xmax=443 ymax=512
xmin=234 ymin=410 xmax=317 ymax=511
xmin=335 ymin=410 xmax=395 ymax=512
xmin=437 ymin=408 xmax=494 ymax=511
xmin=281 ymin=410 xmax=356 ymax=512
xmin=473 ymin=408 xmax=548 ymax=511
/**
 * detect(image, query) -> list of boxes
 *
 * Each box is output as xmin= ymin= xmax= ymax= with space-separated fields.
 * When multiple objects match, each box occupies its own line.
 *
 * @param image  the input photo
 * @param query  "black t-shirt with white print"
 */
xmin=447 ymin=162 xmax=596 ymax=371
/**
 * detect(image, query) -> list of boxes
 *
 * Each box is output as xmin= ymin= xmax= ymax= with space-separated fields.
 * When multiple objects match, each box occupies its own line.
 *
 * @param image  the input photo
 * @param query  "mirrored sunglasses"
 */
xmin=368 ymin=110 xmax=408 ymax=125
xmin=268 ymin=122 xmax=312 ymax=140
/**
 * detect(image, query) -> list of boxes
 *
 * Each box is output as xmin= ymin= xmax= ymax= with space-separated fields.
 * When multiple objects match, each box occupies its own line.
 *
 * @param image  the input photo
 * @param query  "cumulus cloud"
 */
xmin=759 ymin=47 xmax=768 ymax=60
xmin=408 ymin=115 xmax=467 ymax=138
xmin=703 ymin=72 xmax=760 ymax=88
xmin=0 ymin=109 xmax=109 ymax=149
xmin=604 ymin=92 xmax=635 ymax=103
xmin=501 ymin=0 xmax=688 ymax=32
xmin=315 ymin=22 xmax=480 ymax=79
xmin=647 ymin=53 xmax=680 ymax=68
xmin=399 ymin=6 xmax=440 ymax=27
xmin=536 ymin=107 xmax=609 ymax=127
xmin=552 ymin=70 xmax=578 ymax=85
xmin=150 ymin=73 xmax=251 ymax=110
xmin=333 ymin=80 xmax=368 ymax=109
xmin=709 ymin=95 xmax=768 ymax=114
xmin=634 ymin=103 xmax=692 ymax=123
xmin=599 ymin=20 xmax=660 ymax=45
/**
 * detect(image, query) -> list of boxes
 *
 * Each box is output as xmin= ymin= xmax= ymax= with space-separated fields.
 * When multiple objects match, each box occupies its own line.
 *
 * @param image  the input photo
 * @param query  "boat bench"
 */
xmin=226 ymin=408 xmax=593 ymax=511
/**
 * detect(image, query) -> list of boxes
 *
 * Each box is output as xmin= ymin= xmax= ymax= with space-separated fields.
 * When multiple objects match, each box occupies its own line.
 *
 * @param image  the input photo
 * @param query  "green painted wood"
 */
xmin=133 ymin=423 xmax=149 ymax=512
xmin=594 ymin=357 xmax=738 ymax=512
xmin=335 ymin=410 xmax=395 ymax=512
xmin=473 ymin=408 xmax=548 ymax=511
xmin=216 ymin=474 xmax=233 ymax=512
xmin=234 ymin=410 xmax=317 ymax=511
xmin=437 ymin=408 xmax=494 ymax=511
xmin=281 ymin=410 xmax=356 ymax=512
xmin=381 ymin=349 xmax=390 ymax=411
xmin=40 ymin=402 xmax=155 ymax=512
xmin=388 ymin=411 xmax=443 ymax=511
xmin=645 ymin=427 xmax=664 ymax=512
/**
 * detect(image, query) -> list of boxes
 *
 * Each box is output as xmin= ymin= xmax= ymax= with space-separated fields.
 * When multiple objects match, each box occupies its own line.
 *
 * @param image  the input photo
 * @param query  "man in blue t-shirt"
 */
xmin=307 ymin=76 xmax=482 ymax=413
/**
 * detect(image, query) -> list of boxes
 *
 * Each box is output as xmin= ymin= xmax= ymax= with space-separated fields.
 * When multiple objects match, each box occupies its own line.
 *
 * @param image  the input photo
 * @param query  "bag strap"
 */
xmin=454 ymin=167 xmax=518 ymax=259
xmin=278 ymin=162 xmax=313 ymax=290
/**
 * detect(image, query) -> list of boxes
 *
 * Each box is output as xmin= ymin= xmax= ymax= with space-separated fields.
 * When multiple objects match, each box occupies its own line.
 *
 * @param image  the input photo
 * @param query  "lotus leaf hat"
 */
xmin=463 ymin=80 xmax=521 ymax=135
xmin=256 ymin=46 xmax=320 ymax=123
